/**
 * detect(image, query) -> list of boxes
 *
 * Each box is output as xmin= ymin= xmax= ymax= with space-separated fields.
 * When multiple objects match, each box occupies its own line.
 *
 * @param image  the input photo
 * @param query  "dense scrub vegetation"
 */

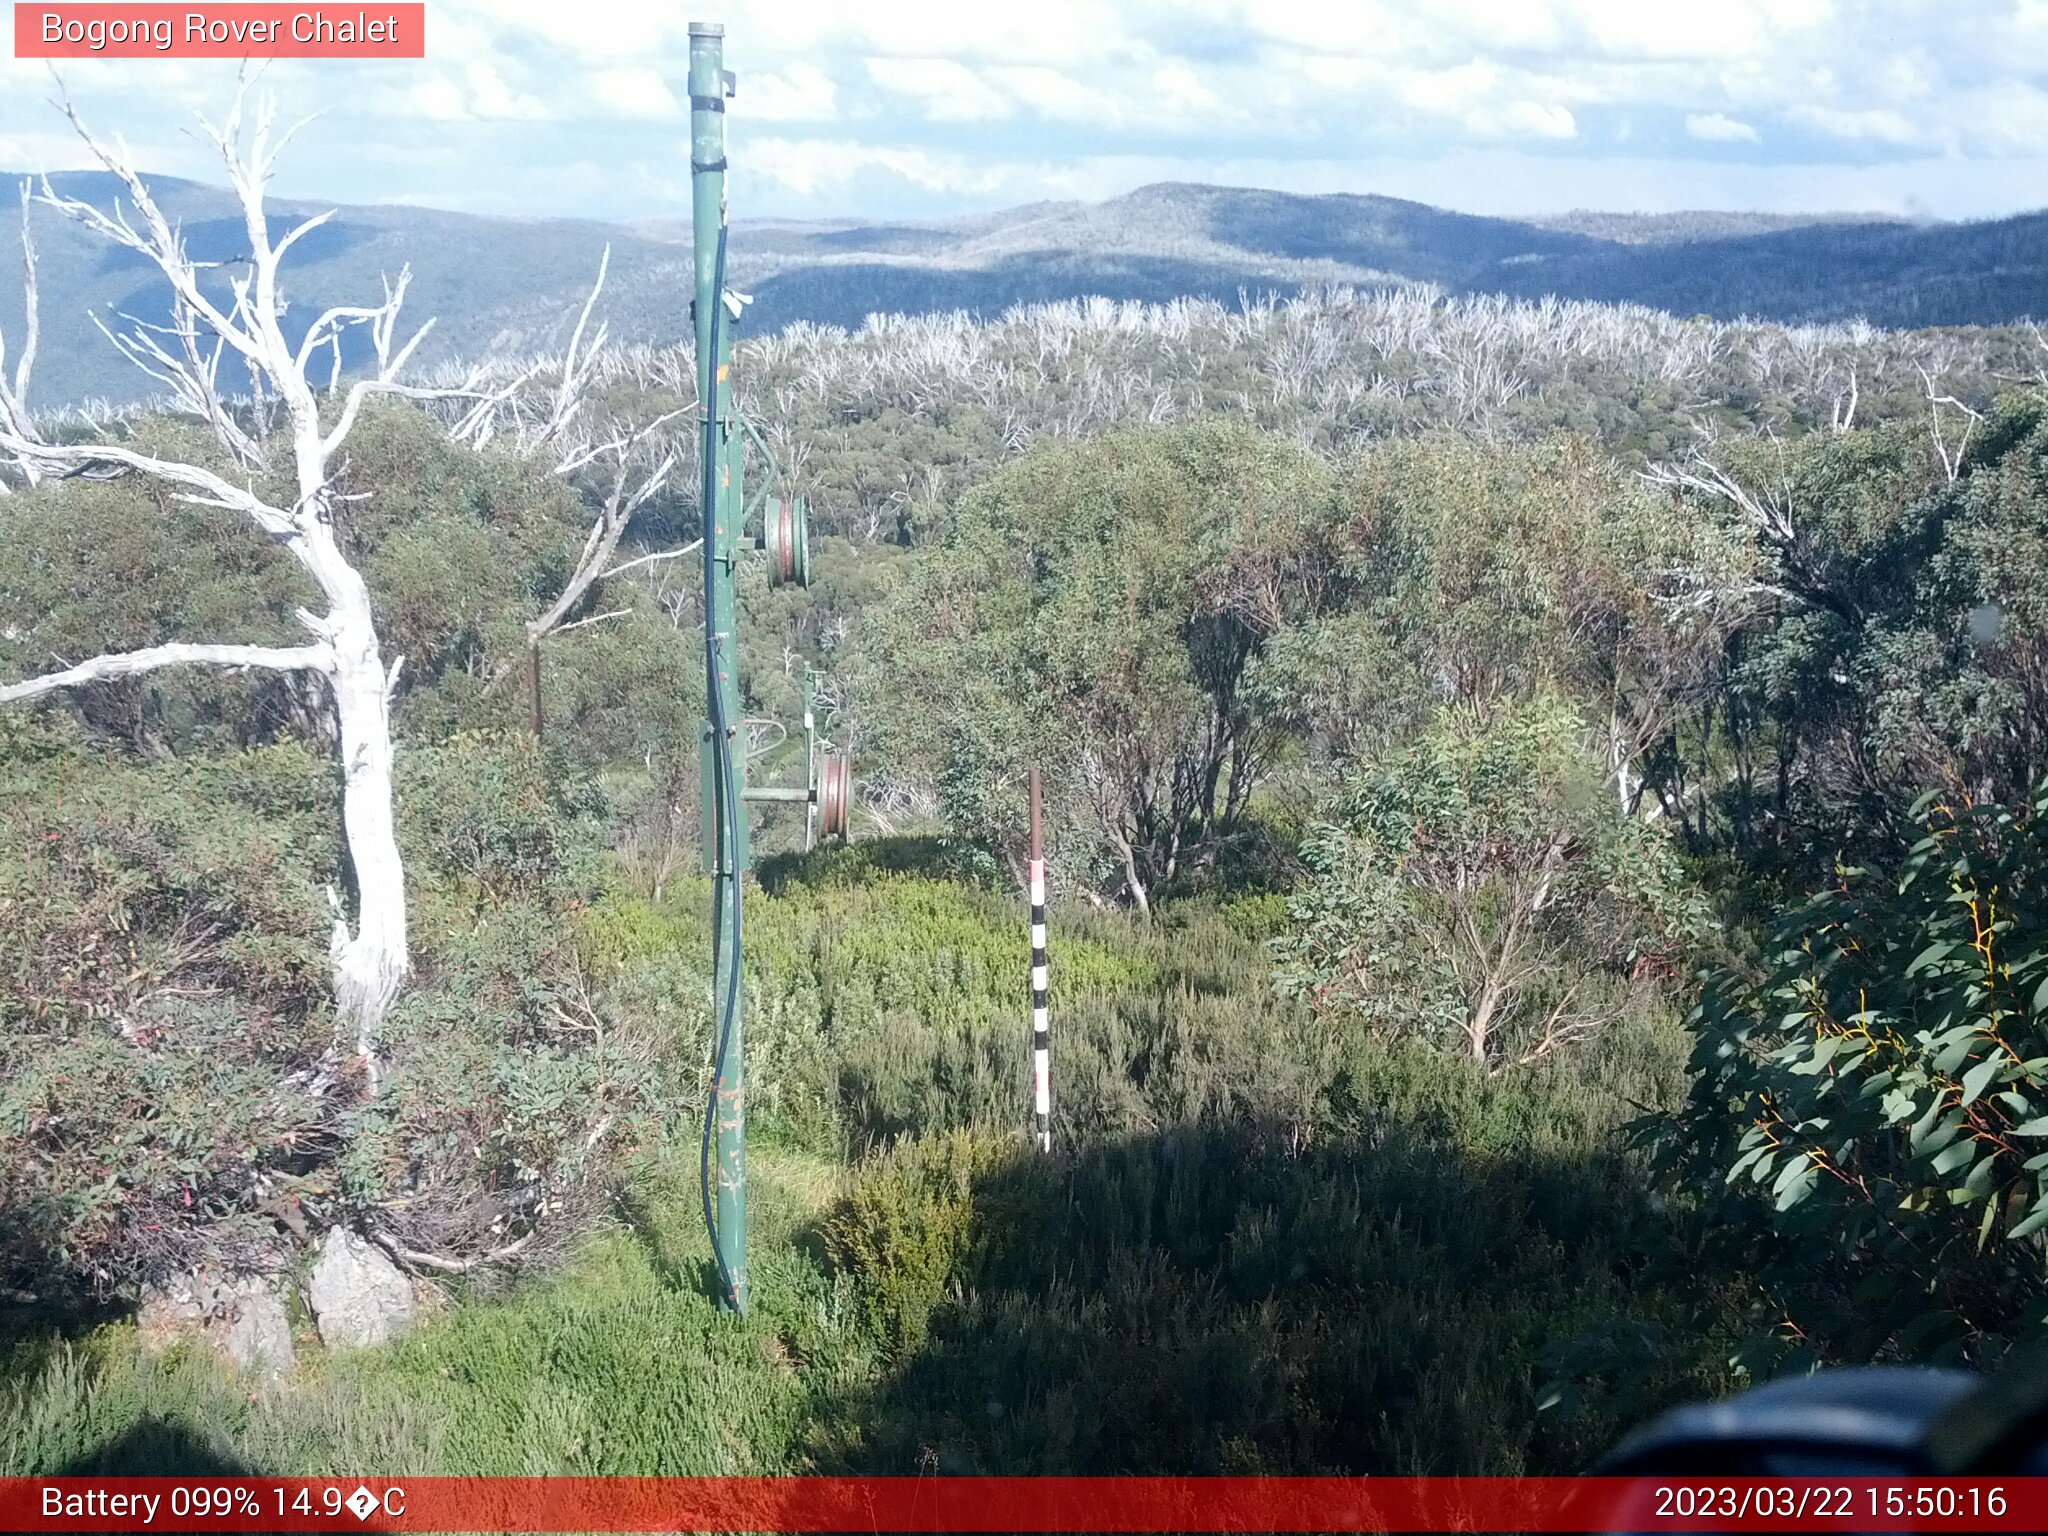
xmin=8 ymin=858 xmax=1717 ymax=1475
xmin=8 ymin=283 xmax=2048 ymax=1477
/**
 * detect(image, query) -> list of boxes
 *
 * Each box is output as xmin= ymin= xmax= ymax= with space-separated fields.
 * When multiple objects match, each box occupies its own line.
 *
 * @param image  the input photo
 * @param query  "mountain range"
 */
xmin=0 ymin=173 xmax=2037 ymax=408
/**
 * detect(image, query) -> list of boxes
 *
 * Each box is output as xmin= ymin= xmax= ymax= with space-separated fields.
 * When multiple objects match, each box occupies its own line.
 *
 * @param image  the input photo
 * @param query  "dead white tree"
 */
xmin=483 ymin=247 xmax=699 ymax=735
xmin=1830 ymin=366 xmax=1859 ymax=433
xmin=522 ymin=445 xmax=686 ymax=734
xmin=0 ymin=84 xmax=484 ymax=1091
xmin=0 ymin=181 xmax=41 ymax=488
xmin=1920 ymin=364 xmax=1983 ymax=483
xmin=1640 ymin=445 xmax=1864 ymax=629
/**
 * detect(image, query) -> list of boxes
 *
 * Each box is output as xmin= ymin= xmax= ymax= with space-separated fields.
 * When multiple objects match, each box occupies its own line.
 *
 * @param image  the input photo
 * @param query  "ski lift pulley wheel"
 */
xmin=765 ymin=494 xmax=811 ymax=589
xmin=817 ymin=751 xmax=852 ymax=840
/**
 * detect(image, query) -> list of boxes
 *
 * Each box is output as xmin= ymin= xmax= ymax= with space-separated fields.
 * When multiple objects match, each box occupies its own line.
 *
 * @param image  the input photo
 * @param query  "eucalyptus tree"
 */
xmin=861 ymin=421 xmax=1340 ymax=909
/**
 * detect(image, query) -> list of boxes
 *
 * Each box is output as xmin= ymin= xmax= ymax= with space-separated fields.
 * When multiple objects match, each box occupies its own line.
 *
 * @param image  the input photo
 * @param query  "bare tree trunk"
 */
xmin=325 ymin=594 xmax=408 ymax=1076
xmin=1106 ymin=826 xmax=1151 ymax=915
xmin=1466 ymin=983 xmax=1499 ymax=1064
xmin=519 ymin=455 xmax=682 ymax=740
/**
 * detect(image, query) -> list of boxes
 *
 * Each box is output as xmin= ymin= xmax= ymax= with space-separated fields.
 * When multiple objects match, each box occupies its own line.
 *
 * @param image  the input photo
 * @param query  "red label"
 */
xmin=13 ymin=4 xmax=425 ymax=58
xmin=1 ymin=1477 xmax=2046 ymax=1533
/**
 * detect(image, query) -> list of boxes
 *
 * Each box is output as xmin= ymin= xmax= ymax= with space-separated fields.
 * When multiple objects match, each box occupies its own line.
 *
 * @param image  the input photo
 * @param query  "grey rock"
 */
xmin=137 ymin=1270 xmax=296 ymax=1378
xmin=219 ymin=1278 xmax=296 ymax=1378
xmin=136 ymin=1279 xmax=210 ymax=1351
xmin=307 ymin=1228 xmax=417 ymax=1349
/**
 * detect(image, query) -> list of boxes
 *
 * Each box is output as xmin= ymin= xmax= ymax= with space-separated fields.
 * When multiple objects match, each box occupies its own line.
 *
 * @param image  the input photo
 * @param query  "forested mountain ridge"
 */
xmin=0 ymin=171 xmax=2029 ymax=409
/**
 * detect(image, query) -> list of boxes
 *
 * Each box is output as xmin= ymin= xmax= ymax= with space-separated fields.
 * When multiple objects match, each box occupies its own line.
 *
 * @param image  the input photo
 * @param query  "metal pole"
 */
xmin=1029 ymin=767 xmax=1051 ymax=1152
xmin=690 ymin=18 xmax=746 ymax=1313
xmin=803 ymin=667 xmax=818 ymax=853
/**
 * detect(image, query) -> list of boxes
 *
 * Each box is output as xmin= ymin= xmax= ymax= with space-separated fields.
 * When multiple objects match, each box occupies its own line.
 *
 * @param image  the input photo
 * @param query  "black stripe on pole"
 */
xmin=1029 ymin=765 xmax=1049 ymax=1152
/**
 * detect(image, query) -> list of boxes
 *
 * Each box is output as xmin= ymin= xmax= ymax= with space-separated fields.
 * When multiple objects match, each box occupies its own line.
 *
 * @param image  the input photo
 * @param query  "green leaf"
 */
xmin=2010 ymin=1118 xmax=2048 ymax=1137
xmin=1918 ymin=1112 xmax=1967 ymax=1159
xmin=1931 ymin=1138 xmax=1979 ymax=1177
xmin=1909 ymin=941 xmax=1957 ymax=975
xmin=1790 ymin=1035 xmax=1843 ymax=1076
xmin=1935 ymin=1032 xmax=1981 ymax=1075
xmin=1910 ymin=1096 xmax=1950 ymax=1149
xmin=1961 ymin=1054 xmax=2006 ymax=1107
xmin=1962 ymin=1152 xmax=2001 ymax=1201
xmin=2009 ymin=1199 xmax=2048 ymax=1241
xmin=1773 ymin=1160 xmax=1818 ymax=1212
xmin=1727 ymin=1147 xmax=1765 ymax=1184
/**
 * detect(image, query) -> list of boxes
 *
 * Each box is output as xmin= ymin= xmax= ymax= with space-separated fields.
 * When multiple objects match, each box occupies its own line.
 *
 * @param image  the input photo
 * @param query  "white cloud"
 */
xmin=589 ymin=66 xmax=683 ymax=122
xmin=1788 ymin=105 xmax=1921 ymax=145
xmin=11 ymin=0 xmax=2048 ymax=226
xmin=748 ymin=136 xmax=1015 ymax=196
xmin=865 ymin=58 xmax=1012 ymax=122
xmin=982 ymin=61 xmax=1230 ymax=133
xmin=988 ymin=65 xmax=1100 ymax=124
xmin=1236 ymin=0 xmax=1833 ymax=66
xmin=1151 ymin=63 xmax=1222 ymax=119
xmin=742 ymin=0 xmax=1123 ymax=67
xmin=427 ymin=0 xmax=693 ymax=62
xmin=1377 ymin=60 xmax=1580 ymax=140
xmin=744 ymin=61 xmax=839 ymax=123
xmin=1687 ymin=112 xmax=1760 ymax=142
xmin=1942 ymin=81 xmax=2048 ymax=155
xmin=402 ymin=62 xmax=550 ymax=123
xmin=1485 ymin=101 xmax=1579 ymax=139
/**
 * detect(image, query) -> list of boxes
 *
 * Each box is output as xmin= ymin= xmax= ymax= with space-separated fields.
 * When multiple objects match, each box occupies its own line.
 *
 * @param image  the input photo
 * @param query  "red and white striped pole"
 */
xmin=1029 ymin=766 xmax=1051 ymax=1152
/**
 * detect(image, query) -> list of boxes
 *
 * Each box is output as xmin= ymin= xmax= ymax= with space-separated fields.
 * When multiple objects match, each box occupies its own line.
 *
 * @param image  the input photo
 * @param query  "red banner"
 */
xmin=2 ymin=1476 xmax=2045 ymax=1532
xmin=13 ymin=5 xmax=425 ymax=58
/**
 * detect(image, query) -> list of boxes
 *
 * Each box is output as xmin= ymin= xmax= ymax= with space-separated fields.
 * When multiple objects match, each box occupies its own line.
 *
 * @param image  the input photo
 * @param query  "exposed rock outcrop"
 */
xmin=306 ymin=1228 xmax=417 ymax=1349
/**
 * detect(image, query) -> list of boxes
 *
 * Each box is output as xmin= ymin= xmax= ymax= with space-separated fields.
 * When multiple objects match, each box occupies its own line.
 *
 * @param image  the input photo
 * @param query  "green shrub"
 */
xmin=823 ymin=1131 xmax=1008 ymax=1357
xmin=1653 ymin=782 xmax=2048 ymax=1371
xmin=399 ymin=732 xmax=561 ymax=905
xmin=855 ymin=423 xmax=1344 ymax=908
xmin=815 ymin=1025 xmax=1721 ymax=1476
xmin=0 ymin=726 xmax=659 ymax=1302
xmin=1276 ymin=698 xmax=1704 ymax=1068
xmin=0 ymin=737 xmax=336 ymax=1298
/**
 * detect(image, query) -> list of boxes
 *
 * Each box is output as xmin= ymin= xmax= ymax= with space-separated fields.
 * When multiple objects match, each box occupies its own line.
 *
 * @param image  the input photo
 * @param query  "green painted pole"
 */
xmin=690 ymin=18 xmax=746 ymax=1314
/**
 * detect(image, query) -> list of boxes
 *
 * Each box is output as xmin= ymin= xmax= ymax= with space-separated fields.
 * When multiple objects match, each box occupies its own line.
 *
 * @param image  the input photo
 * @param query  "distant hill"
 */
xmin=1 ymin=175 xmax=2041 ymax=408
xmin=0 ymin=172 xmax=695 ymax=408
xmin=1522 ymin=208 xmax=1916 ymax=245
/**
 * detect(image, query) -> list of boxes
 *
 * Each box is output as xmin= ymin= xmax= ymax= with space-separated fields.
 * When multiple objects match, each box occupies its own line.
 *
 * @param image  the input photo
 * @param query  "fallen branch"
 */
xmin=369 ymin=1228 xmax=536 ymax=1275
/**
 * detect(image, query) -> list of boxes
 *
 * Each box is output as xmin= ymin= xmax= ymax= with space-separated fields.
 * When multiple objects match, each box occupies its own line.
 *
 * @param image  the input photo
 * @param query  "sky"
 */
xmin=4 ymin=1 xmax=2048 ymax=225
